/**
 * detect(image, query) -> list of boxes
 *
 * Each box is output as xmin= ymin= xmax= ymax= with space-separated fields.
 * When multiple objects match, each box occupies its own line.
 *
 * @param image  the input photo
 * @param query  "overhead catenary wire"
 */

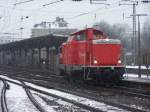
xmin=0 ymin=0 xmax=125 ymax=35
xmin=13 ymin=0 xmax=34 ymax=6
xmin=67 ymin=1 xmax=122 ymax=20
xmin=0 ymin=0 xmax=18 ymax=35
xmin=67 ymin=0 xmax=150 ymax=21
xmin=0 ymin=0 xmax=149 ymax=37
xmin=43 ymin=0 xmax=63 ymax=7
xmin=0 ymin=0 xmax=146 ymax=17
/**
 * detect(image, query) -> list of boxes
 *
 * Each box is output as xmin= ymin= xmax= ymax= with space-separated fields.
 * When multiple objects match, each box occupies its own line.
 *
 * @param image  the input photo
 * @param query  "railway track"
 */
xmin=0 ymin=67 xmax=150 ymax=112
xmin=111 ymin=85 xmax=150 ymax=99
xmin=0 ymin=78 xmax=47 ymax=112
xmin=0 ymin=67 xmax=150 ymax=96
xmin=21 ymin=81 xmax=47 ymax=112
xmin=0 ymin=77 xmax=124 ymax=112
xmin=2 ymin=69 xmax=149 ymax=99
xmin=1 ymin=79 xmax=9 ymax=112
xmin=1 ymin=74 xmax=149 ymax=112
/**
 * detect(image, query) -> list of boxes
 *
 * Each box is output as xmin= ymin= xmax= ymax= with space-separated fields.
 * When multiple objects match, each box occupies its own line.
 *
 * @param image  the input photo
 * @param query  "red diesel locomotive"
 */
xmin=59 ymin=28 xmax=124 ymax=82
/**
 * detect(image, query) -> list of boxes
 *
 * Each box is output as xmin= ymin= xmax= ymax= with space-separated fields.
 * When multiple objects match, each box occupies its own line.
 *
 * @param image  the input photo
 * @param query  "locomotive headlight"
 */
xmin=105 ymin=38 xmax=109 ymax=41
xmin=118 ymin=60 xmax=121 ymax=64
xmin=94 ymin=60 xmax=98 ymax=64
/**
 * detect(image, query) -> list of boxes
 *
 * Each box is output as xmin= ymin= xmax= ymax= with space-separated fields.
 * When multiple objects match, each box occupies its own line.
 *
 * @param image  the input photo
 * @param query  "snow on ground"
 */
xmin=0 ymin=75 xmax=21 ymax=84
xmin=0 ymin=81 xmax=3 ymax=111
xmin=123 ymin=73 xmax=150 ymax=84
xmin=0 ymin=76 xmax=129 ymax=112
xmin=32 ymin=92 xmax=89 ymax=112
xmin=5 ymin=82 xmax=39 ymax=112
xmin=124 ymin=73 xmax=150 ymax=79
xmin=126 ymin=66 xmax=150 ymax=69
xmin=26 ymin=82 xmax=129 ymax=112
xmin=0 ymin=78 xmax=89 ymax=112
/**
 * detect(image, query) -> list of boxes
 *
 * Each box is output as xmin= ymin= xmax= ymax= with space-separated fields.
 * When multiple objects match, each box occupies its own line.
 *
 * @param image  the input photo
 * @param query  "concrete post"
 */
xmin=31 ymin=49 xmax=34 ymax=67
xmin=38 ymin=48 xmax=41 ymax=68
xmin=46 ymin=46 xmax=50 ymax=70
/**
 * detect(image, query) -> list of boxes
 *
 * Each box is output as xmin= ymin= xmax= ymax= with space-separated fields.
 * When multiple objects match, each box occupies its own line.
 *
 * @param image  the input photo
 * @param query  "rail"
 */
xmin=0 ymin=66 xmax=150 ymax=112
xmin=21 ymin=81 xmax=47 ymax=112
xmin=0 ymin=77 xmax=116 ymax=112
xmin=1 ymin=79 xmax=9 ymax=112
xmin=0 ymin=76 xmax=149 ymax=112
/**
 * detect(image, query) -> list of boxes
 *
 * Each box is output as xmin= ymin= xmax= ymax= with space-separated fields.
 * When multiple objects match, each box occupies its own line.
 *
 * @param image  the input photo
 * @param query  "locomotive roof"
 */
xmin=71 ymin=28 xmax=105 ymax=36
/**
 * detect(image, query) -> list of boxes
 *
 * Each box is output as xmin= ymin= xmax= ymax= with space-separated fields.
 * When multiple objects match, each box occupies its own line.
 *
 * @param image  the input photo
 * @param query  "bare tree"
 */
xmin=141 ymin=18 xmax=150 ymax=52
xmin=93 ymin=21 xmax=131 ymax=50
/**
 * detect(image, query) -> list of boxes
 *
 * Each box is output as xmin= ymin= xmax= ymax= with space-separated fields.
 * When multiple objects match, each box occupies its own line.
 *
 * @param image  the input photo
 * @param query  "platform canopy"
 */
xmin=0 ymin=34 xmax=68 ymax=51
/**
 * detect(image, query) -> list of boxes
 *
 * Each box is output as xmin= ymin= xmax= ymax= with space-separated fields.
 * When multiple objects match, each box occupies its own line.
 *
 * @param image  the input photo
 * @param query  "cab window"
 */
xmin=93 ymin=30 xmax=104 ymax=39
xmin=67 ymin=36 xmax=74 ymax=42
xmin=74 ymin=32 xmax=86 ymax=41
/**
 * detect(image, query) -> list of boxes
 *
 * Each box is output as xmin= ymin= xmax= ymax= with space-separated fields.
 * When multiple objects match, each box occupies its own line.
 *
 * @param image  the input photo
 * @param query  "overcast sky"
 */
xmin=0 ymin=0 xmax=149 ymax=38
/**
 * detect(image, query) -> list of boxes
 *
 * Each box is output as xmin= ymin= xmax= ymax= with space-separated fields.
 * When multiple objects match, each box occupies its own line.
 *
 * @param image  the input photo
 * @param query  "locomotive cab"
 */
xmin=60 ymin=28 xmax=124 ymax=82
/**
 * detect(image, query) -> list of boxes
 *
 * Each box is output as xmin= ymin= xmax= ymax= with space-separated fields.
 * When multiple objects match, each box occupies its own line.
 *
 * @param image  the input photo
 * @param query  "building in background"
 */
xmin=31 ymin=28 xmax=77 ymax=37
xmin=31 ymin=17 xmax=77 ymax=37
xmin=0 ymin=36 xmax=23 ymax=44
